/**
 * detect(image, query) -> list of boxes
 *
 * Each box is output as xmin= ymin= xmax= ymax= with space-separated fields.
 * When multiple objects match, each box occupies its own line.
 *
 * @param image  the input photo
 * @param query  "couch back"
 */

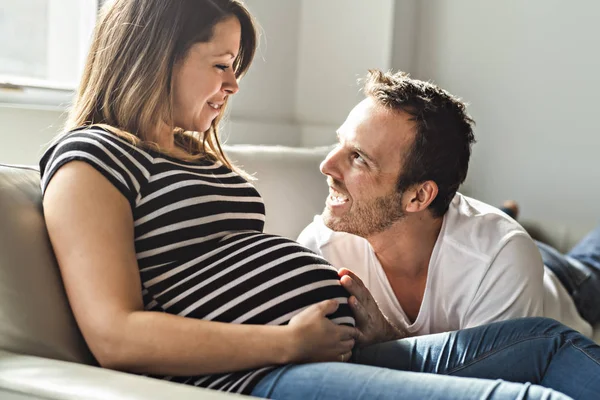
xmin=0 ymin=145 xmax=330 ymax=363
xmin=0 ymin=164 xmax=95 ymax=364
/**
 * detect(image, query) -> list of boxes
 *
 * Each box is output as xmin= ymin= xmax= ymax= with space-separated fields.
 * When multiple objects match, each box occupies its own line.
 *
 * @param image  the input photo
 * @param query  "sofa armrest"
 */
xmin=0 ymin=350 xmax=246 ymax=400
xmin=0 ymin=387 xmax=50 ymax=400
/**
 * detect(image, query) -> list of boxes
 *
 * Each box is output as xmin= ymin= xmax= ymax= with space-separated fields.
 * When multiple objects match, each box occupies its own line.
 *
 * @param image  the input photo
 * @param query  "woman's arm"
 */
xmin=43 ymin=161 xmax=356 ymax=376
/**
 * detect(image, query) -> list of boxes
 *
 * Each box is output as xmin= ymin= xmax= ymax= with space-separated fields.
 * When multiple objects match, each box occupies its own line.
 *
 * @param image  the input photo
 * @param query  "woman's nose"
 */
xmin=224 ymin=71 xmax=239 ymax=95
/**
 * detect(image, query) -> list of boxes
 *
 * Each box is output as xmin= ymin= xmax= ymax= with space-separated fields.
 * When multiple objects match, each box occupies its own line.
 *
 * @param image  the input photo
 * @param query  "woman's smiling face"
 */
xmin=171 ymin=16 xmax=241 ymax=133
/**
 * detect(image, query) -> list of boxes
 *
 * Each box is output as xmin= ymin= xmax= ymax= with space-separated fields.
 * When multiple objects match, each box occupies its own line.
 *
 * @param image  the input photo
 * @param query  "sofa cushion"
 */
xmin=0 ymin=164 xmax=94 ymax=365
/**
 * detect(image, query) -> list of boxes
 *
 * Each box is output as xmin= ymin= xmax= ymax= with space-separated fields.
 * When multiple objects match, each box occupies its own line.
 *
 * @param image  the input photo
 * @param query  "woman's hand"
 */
xmin=286 ymin=300 xmax=357 ymax=364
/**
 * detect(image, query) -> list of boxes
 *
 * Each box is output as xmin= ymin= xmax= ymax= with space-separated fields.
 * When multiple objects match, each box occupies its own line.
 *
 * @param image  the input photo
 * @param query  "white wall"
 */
xmin=235 ymin=0 xmax=399 ymax=147
xmin=408 ymin=0 xmax=600 ymax=235
xmin=391 ymin=0 xmax=418 ymax=75
xmin=223 ymin=0 xmax=304 ymax=147
xmin=296 ymin=0 xmax=395 ymax=146
xmin=229 ymin=0 xmax=301 ymax=137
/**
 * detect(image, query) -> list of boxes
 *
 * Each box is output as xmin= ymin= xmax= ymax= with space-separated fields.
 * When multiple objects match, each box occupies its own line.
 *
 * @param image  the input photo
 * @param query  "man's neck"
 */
xmin=367 ymin=213 xmax=444 ymax=279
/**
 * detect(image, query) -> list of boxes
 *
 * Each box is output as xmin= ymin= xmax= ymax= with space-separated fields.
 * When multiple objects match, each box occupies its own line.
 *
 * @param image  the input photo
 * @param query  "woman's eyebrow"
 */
xmin=214 ymin=51 xmax=236 ymax=58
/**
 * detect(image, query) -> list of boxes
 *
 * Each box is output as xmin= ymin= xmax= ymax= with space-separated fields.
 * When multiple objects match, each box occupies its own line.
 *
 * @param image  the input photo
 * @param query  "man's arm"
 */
xmin=463 ymin=233 xmax=545 ymax=329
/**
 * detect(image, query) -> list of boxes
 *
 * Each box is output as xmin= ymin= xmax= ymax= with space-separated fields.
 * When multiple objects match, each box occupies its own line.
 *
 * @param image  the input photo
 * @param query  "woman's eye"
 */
xmin=216 ymin=64 xmax=229 ymax=71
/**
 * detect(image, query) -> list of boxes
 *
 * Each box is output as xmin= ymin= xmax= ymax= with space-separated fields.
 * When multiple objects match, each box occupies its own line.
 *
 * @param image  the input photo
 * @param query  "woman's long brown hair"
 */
xmin=60 ymin=0 xmax=257 ymax=169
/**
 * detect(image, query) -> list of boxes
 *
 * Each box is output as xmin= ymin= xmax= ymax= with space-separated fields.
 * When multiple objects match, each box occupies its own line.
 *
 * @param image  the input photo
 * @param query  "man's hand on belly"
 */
xmin=339 ymin=268 xmax=408 ymax=347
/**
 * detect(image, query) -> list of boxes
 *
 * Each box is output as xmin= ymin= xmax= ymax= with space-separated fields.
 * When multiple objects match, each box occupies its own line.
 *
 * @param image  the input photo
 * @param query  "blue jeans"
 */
xmin=536 ymin=223 xmax=600 ymax=324
xmin=251 ymin=318 xmax=600 ymax=399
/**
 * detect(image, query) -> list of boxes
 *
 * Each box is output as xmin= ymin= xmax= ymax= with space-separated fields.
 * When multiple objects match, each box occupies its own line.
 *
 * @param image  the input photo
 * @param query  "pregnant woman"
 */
xmin=40 ymin=1 xmax=600 ymax=399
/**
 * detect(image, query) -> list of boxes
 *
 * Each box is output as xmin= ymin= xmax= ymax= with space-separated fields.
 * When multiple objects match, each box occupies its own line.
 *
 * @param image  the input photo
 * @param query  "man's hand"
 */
xmin=339 ymin=268 xmax=405 ymax=347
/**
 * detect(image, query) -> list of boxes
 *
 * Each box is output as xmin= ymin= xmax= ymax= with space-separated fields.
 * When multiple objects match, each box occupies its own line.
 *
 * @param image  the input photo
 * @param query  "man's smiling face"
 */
xmin=320 ymin=97 xmax=417 ymax=238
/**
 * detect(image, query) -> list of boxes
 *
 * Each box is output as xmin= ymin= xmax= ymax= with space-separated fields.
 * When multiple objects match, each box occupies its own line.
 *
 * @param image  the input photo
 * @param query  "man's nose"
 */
xmin=320 ymin=148 xmax=342 ymax=180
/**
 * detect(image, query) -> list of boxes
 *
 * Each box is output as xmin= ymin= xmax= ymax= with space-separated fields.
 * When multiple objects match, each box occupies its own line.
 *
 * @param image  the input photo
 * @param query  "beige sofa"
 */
xmin=1 ymin=145 xmax=598 ymax=399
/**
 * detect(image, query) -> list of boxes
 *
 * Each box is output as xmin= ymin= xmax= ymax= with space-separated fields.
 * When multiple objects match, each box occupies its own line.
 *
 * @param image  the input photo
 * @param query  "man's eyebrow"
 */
xmin=336 ymin=131 xmax=378 ymax=166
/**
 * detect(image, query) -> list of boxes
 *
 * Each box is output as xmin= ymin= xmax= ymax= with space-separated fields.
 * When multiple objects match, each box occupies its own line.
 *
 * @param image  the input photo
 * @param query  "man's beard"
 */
xmin=322 ymin=190 xmax=405 ymax=238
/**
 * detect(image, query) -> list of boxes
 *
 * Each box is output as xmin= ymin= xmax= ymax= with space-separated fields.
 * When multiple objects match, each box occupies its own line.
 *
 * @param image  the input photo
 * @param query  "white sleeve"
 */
xmin=463 ymin=233 xmax=545 ymax=329
xmin=297 ymin=217 xmax=324 ymax=256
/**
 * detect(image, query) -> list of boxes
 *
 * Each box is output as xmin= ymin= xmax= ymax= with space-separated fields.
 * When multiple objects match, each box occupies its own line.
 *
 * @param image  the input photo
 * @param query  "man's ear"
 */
xmin=404 ymin=181 xmax=438 ymax=213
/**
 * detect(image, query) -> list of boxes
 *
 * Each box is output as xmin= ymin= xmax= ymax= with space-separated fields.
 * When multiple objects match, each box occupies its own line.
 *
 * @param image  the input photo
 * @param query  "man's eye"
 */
xmin=351 ymin=152 xmax=365 ymax=164
xmin=216 ymin=64 xmax=229 ymax=71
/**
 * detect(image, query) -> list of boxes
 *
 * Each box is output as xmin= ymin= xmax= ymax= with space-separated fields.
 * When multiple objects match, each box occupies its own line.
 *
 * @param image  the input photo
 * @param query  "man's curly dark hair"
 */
xmin=363 ymin=70 xmax=476 ymax=218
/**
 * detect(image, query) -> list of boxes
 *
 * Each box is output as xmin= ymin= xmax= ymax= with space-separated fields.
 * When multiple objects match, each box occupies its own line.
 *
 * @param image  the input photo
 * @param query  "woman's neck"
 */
xmin=154 ymin=122 xmax=177 ymax=151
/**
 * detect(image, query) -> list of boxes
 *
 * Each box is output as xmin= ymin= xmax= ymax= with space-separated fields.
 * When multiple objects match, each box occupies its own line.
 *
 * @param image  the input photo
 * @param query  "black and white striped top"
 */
xmin=39 ymin=127 xmax=354 ymax=395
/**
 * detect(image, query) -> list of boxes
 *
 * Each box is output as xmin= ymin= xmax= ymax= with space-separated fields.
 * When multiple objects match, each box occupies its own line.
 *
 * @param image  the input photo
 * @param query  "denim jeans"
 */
xmin=251 ymin=318 xmax=600 ymax=400
xmin=537 ymin=223 xmax=600 ymax=324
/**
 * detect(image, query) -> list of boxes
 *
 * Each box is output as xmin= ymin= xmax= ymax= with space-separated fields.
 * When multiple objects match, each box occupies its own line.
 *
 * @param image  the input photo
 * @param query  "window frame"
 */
xmin=0 ymin=0 xmax=100 ymax=109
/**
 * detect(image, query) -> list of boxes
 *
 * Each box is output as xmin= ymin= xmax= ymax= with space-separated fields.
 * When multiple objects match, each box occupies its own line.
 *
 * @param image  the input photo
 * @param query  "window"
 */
xmin=0 ymin=0 xmax=99 ymax=108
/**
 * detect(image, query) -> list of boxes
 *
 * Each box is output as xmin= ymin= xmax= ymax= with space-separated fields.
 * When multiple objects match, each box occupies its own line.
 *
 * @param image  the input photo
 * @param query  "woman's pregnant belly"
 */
xmin=142 ymin=231 xmax=355 ymax=327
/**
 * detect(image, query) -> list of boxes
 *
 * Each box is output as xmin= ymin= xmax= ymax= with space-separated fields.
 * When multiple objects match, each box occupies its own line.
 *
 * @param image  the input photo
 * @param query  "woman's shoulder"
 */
xmin=39 ymin=126 xmax=154 ymax=204
xmin=42 ymin=126 xmax=155 ymax=172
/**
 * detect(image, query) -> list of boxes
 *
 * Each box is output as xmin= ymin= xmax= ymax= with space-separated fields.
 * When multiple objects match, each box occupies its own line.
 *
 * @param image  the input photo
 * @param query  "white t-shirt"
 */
xmin=298 ymin=193 xmax=593 ymax=338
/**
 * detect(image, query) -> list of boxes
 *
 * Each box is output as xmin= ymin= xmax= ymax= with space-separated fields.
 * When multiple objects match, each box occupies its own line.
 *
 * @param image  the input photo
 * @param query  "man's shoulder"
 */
xmin=442 ymin=193 xmax=531 ymax=258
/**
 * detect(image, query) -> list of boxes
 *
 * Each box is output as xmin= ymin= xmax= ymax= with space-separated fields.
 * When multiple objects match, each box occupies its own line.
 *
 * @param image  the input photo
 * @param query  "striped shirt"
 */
xmin=39 ymin=127 xmax=354 ymax=395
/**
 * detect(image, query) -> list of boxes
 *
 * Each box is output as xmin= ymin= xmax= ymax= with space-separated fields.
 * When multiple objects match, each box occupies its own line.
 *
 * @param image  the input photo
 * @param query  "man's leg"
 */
xmin=353 ymin=317 xmax=600 ymax=400
xmin=251 ymin=362 xmax=569 ymax=400
xmin=535 ymin=241 xmax=590 ymax=298
xmin=501 ymin=200 xmax=600 ymax=324
xmin=568 ymin=224 xmax=600 ymax=270
xmin=539 ymin=223 xmax=600 ymax=325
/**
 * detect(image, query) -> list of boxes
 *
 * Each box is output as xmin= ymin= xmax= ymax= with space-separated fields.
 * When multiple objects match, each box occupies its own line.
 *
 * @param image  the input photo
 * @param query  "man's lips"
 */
xmin=328 ymin=186 xmax=349 ymax=204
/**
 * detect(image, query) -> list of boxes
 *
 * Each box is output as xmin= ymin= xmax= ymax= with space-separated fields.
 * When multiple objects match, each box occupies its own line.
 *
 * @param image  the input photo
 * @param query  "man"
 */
xmin=298 ymin=69 xmax=599 ymax=344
